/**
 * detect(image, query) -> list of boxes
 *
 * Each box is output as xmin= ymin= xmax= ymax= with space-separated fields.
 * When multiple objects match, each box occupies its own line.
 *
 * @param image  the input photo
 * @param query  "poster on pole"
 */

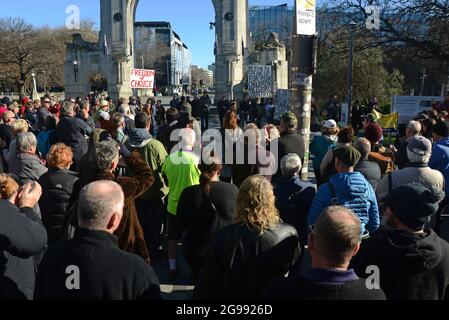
xmin=130 ymin=69 xmax=156 ymax=89
xmin=247 ymin=65 xmax=272 ymax=98
xmin=274 ymin=89 xmax=290 ymax=121
xmin=296 ymin=0 xmax=316 ymax=36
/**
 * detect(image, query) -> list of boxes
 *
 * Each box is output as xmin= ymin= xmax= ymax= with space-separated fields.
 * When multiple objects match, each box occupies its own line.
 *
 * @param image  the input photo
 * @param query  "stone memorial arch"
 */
xmin=65 ymin=0 xmax=250 ymax=101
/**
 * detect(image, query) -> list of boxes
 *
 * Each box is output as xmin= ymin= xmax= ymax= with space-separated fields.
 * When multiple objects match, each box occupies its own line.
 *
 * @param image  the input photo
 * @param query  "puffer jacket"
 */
xmin=38 ymin=169 xmax=79 ymax=245
xmin=193 ymin=222 xmax=301 ymax=300
xmin=429 ymin=137 xmax=449 ymax=196
xmin=308 ymin=172 xmax=380 ymax=235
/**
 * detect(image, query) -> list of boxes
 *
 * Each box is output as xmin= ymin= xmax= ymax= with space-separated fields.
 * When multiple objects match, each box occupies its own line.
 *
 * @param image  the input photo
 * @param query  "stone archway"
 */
xmin=65 ymin=0 xmax=249 ymax=101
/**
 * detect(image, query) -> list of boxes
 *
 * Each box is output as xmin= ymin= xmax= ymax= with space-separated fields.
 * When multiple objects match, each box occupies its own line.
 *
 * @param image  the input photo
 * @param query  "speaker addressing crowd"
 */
xmin=1 ymin=93 xmax=449 ymax=301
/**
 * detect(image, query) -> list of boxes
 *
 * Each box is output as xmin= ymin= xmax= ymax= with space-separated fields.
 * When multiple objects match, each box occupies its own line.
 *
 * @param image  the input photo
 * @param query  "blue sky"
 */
xmin=0 ymin=0 xmax=295 ymax=66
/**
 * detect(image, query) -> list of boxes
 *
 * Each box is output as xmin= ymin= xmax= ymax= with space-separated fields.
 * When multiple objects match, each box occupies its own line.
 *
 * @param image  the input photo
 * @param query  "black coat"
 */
xmin=38 ymin=169 xmax=80 ymax=245
xmin=0 ymin=200 xmax=48 ymax=300
xmin=56 ymin=116 xmax=92 ymax=166
xmin=273 ymin=131 xmax=304 ymax=179
xmin=193 ymin=222 xmax=300 ymax=300
xmin=351 ymin=229 xmax=449 ymax=300
xmin=354 ymin=159 xmax=382 ymax=191
xmin=177 ymin=182 xmax=239 ymax=271
xmin=35 ymin=228 xmax=161 ymax=300
xmin=266 ymin=276 xmax=386 ymax=300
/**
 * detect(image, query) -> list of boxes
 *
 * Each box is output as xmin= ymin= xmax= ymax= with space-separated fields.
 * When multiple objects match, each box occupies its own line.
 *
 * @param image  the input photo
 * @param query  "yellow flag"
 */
xmin=372 ymin=110 xmax=398 ymax=129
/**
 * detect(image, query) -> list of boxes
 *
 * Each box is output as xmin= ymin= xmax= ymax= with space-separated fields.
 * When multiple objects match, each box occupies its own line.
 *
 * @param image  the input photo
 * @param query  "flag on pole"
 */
xmin=103 ymin=35 xmax=109 ymax=56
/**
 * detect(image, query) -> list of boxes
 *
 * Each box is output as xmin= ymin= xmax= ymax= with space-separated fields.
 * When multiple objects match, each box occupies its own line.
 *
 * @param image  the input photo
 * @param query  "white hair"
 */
xmin=179 ymin=128 xmax=196 ymax=148
xmin=407 ymin=148 xmax=431 ymax=164
xmin=281 ymin=153 xmax=302 ymax=177
xmin=16 ymin=132 xmax=37 ymax=153
xmin=407 ymin=121 xmax=422 ymax=136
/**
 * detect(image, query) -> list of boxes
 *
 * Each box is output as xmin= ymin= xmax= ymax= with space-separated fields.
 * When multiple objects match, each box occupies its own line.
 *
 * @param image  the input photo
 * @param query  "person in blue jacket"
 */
xmin=308 ymin=145 xmax=380 ymax=236
xmin=429 ymin=120 xmax=449 ymax=196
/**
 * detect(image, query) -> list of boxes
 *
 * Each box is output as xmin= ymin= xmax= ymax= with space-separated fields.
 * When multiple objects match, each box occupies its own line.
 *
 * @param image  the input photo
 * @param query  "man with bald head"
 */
xmin=354 ymin=138 xmax=382 ymax=190
xmin=35 ymin=180 xmax=161 ymax=300
xmin=266 ymin=206 xmax=386 ymax=300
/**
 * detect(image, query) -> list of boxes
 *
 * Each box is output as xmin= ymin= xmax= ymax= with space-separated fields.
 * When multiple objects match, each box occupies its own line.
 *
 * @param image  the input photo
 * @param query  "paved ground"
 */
xmin=152 ymin=108 xmax=317 ymax=300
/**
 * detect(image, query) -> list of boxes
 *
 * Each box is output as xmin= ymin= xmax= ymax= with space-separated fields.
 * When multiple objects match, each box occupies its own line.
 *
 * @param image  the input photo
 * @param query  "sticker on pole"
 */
xmin=296 ymin=0 xmax=316 ymax=36
xmin=130 ymin=69 xmax=155 ymax=89
xmin=292 ymin=73 xmax=309 ymax=86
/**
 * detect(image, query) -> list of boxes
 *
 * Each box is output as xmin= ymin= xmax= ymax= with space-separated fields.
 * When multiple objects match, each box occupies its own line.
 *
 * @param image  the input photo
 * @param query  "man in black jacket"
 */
xmin=0 ymin=180 xmax=48 ymax=300
xmin=272 ymin=112 xmax=304 ymax=180
xmin=56 ymin=102 xmax=92 ymax=171
xmin=35 ymin=180 xmax=161 ymax=300
xmin=354 ymin=138 xmax=382 ymax=191
xmin=266 ymin=206 xmax=386 ymax=300
xmin=351 ymin=183 xmax=449 ymax=300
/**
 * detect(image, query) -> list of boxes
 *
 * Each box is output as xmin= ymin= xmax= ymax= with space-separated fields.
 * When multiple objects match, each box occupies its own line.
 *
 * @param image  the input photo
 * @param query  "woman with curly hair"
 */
xmin=193 ymin=175 xmax=300 ymax=300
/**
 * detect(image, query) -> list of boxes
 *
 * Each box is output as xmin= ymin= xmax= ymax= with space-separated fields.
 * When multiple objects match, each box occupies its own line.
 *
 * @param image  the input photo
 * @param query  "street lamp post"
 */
xmin=346 ymin=21 xmax=357 ymax=112
xmin=73 ymin=60 xmax=79 ymax=82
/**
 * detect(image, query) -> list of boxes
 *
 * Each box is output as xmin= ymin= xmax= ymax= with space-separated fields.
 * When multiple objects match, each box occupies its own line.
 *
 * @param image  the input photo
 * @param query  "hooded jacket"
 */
xmin=429 ymin=137 xmax=449 ymax=195
xmin=351 ymin=229 xmax=449 ymax=300
xmin=125 ymin=128 xmax=168 ymax=201
xmin=308 ymin=172 xmax=380 ymax=235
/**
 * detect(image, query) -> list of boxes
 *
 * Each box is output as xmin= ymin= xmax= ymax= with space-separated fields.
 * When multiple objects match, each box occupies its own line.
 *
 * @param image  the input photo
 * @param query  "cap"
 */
xmin=407 ymin=136 xmax=432 ymax=156
xmin=99 ymin=100 xmax=109 ymax=108
xmin=333 ymin=145 xmax=361 ymax=167
xmin=99 ymin=111 xmax=110 ymax=121
xmin=386 ymin=184 xmax=445 ymax=231
xmin=323 ymin=119 xmax=337 ymax=129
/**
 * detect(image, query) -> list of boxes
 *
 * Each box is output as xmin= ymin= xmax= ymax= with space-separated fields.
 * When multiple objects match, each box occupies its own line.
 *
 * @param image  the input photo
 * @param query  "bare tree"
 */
xmin=0 ymin=17 xmax=47 ymax=95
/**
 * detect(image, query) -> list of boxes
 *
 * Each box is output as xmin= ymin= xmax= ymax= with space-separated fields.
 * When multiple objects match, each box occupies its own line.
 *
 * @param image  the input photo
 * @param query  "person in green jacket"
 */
xmin=162 ymin=128 xmax=200 ymax=279
xmin=126 ymin=112 xmax=168 ymax=262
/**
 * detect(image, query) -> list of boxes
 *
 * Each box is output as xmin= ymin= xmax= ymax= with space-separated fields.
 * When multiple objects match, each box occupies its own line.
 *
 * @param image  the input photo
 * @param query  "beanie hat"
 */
xmin=364 ymin=123 xmax=383 ymax=144
xmin=433 ymin=120 xmax=449 ymax=138
xmin=386 ymin=184 xmax=445 ymax=231
xmin=333 ymin=145 xmax=361 ymax=167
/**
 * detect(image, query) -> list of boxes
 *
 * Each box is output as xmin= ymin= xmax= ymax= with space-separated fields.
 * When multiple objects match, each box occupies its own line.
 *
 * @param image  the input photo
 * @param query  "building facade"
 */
xmin=248 ymin=4 xmax=293 ymax=44
xmin=134 ymin=21 xmax=191 ymax=95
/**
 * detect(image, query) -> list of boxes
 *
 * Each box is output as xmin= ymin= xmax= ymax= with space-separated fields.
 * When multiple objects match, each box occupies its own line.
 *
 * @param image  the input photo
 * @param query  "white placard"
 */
xmin=296 ymin=0 xmax=316 ymax=36
xmin=130 ymin=69 xmax=155 ymax=89
xmin=392 ymin=96 xmax=444 ymax=124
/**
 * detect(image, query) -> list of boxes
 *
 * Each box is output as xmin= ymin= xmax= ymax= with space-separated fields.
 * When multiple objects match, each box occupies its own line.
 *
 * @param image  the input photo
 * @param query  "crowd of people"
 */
xmin=1 ymin=91 xmax=449 ymax=301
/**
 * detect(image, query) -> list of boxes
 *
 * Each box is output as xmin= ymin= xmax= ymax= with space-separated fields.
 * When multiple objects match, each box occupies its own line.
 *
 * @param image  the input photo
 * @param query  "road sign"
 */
xmin=130 ymin=68 xmax=155 ymax=89
xmin=296 ymin=0 xmax=316 ymax=36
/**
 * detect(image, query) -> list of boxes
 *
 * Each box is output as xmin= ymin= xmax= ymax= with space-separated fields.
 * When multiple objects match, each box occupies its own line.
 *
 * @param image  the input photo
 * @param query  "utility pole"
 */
xmin=290 ymin=0 xmax=317 ymax=181
xmin=346 ymin=21 xmax=357 ymax=112
xmin=420 ymin=67 xmax=427 ymax=96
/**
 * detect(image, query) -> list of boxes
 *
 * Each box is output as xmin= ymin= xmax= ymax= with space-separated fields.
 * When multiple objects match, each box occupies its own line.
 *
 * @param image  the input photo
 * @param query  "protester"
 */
xmin=353 ymin=138 xmax=382 ymax=191
xmin=217 ymin=95 xmax=230 ymax=127
xmin=6 ymin=119 xmax=29 ymax=174
xmin=351 ymin=184 xmax=449 ymax=300
xmin=13 ymin=132 xmax=48 ymax=184
xmin=177 ymin=156 xmax=239 ymax=275
xmin=377 ymin=136 xmax=444 ymax=206
xmin=365 ymin=123 xmax=394 ymax=176
xmin=157 ymin=107 xmax=179 ymax=153
xmin=38 ymin=144 xmax=79 ymax=245
xmin=162 ymin=128 xmax=201 ymax=279
xmin=393 ymin=120 xmax=421 ymax=169
xmin=266 ymin=206 xmax=386 ymax=300
xmin=56 ymin=102 xmax=92 ymax=171
xmin=310 ymin=120 xmax=339 ymax=186
xmin=126 ymin=113 xmax=168 ymax=261
xmin=199 ymin=91 xmax=212 ymax=131
xmin=37 ymin=97 xmax=51 ymax=131
xmin=193 ymin=175 xmax=300 ymax=300
xmin=272 ymin=112 xmax=304 ymax=179
xmin=274 ymin=154 xmax=316 ymax=248
xmin=37 ymin=115 xmax=58 ymax=158
xmin=220 ymin=111 xmax=243 ymax=183
xmin=429 ymin=120 xmax=449 ymax=196
xmin=35 ymin=180 xmax=161 ymax=300
xmin=308 ymin=145 xmax=380 ymax=236
xmin=0 ymin=178 xmax=47 ymax=299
